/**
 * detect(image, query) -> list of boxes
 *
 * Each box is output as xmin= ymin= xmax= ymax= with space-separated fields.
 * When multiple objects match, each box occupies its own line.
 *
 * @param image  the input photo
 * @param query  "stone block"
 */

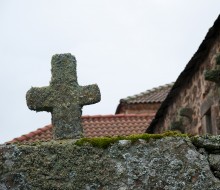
xmin=1 ymin=137 xmax=220 ymax=189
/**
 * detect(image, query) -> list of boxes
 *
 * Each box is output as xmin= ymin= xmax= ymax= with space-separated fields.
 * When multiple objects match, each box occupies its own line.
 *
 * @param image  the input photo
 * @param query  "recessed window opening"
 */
xmin=205 ymin=109 xmax=212 ymax=134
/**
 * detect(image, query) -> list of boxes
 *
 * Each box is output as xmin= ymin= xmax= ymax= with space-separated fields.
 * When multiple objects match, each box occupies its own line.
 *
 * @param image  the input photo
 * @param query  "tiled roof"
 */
xmin=120 ymin=83 xmax=173 ymax=104
xmin=147 ymin=15 xmax=220 ymax=133
xmin=8 ymin=114 xmax=154 ymax=143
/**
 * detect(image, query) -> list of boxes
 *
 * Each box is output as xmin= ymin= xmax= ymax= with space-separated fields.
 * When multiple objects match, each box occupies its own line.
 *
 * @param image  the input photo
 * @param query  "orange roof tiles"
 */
xmin=120 ymin=83 xmax=173 ymax=104
xmin=8 ymin=114 xmax=154 ymax=143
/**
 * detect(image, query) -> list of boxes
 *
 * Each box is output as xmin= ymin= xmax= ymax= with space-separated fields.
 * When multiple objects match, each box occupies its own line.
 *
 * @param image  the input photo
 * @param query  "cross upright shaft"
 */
xmin=26 ymin=53 xmax=101 ymax=139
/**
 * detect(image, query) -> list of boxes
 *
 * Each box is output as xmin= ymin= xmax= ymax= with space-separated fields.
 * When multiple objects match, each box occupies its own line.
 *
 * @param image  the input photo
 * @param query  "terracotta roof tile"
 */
xmin=8 ymin=114 xmax=154 ymax=144
xmin=120 ymin=83 xmax=173 ymax=104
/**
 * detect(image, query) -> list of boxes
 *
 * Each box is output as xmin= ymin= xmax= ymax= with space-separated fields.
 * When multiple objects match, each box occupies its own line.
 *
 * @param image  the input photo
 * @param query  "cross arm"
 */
xmin=26 ymin=86 xmax=53 ymax=112
xmin=79 ymin=84 xmax=101 ymax=106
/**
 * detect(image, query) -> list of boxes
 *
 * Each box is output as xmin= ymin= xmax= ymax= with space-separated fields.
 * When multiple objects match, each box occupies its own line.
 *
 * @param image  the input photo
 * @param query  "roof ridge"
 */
xmin=82 ymin=113 xmax=152 ymax=118
xmin=121 ymin=82 xmax=174 ymax=102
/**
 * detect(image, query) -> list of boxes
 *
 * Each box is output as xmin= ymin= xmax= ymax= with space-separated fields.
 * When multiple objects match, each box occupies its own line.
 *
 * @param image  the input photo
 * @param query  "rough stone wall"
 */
xmin=155 ymin=37 xmax=220 ymax=135
xmin=1 ymin=136 xmax=220 ymax=189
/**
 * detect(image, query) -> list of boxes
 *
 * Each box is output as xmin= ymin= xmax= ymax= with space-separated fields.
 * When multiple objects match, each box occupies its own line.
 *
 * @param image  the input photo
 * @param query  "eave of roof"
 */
xmin=147 ymin=14 xmax=220 ymax=133
xmin=8 ymin=114 xmax=154 ymax=144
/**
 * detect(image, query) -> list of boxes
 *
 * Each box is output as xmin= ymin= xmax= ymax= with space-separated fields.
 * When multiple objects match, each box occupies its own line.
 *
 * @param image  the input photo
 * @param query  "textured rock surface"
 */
xmin=26 ymin=54 xmax=101 ymax=140
xmin=191 ymin=135 xmax=220 ymax=152
xmin=1 ymin=136 xmax=220 ymax=189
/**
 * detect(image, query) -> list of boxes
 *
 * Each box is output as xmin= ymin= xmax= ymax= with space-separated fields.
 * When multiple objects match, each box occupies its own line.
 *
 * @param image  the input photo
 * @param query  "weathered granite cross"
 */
xmin=26 ymin=53 xmax=101 ymax=139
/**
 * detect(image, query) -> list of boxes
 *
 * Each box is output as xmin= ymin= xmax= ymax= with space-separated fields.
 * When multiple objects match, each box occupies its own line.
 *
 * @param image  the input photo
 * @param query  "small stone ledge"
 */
xmin=191 ymin=135 xmax=220 ymax=180
xmin=191 ymin=135 xmax=220 ymax=153
xmin=204 ymin=69 xmax=220 ymax=83
xmin=74 ymin=131 xmax=188 ymax=148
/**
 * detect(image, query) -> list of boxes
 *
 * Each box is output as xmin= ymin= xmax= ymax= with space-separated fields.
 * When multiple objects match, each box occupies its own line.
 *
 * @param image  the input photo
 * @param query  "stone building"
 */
xmin=147 ymin=15 xmax=220 ymax=135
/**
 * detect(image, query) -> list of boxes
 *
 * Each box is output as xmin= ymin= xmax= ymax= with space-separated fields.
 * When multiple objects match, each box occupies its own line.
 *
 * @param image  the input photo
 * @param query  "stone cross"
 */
xmin=26 ymin=53 xmax=101 ymax=139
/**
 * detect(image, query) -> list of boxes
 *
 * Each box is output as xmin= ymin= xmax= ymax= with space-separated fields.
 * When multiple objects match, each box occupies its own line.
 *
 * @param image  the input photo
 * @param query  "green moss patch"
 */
xmin=216 ymin=54 xmax=220 ymax=65
xmin=75 ymin=131 xmax=189 ymax=148
xmin=204 ymin=69 xmax=220 ymax=83
xmin=11 ymin=131 xmax=189 ymax=149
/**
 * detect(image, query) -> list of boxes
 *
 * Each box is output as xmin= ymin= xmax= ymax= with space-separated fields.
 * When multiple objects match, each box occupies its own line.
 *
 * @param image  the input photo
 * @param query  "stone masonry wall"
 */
xmin=155 ymin=36 xmax=220 ymax=135
xmin=1 ymin=136 xmax=220 ymax=189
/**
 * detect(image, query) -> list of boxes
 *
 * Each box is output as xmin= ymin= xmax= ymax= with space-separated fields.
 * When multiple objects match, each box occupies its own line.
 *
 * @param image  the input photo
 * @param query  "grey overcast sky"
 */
xmin=0 ymin=1 xmax=219 ymax=143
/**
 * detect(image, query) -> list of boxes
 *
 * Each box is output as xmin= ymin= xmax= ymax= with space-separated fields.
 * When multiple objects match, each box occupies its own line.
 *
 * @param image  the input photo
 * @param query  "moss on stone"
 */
xmin=75 ymin=131 xmax=188 ymax=148
xmin=9 ymin=131 xmax=189 ymax=149
xmin=12 ymin=131 xmax=189 ymax=148
xmin=26 ymin=53 xmax=101 ymax=140
xmin=204 ymin=69 xmax=220 ymax=83
xmin=169 ymin=121 xmax=185 ymax=133
xmin=179 ymin=107 xmax=193 ymax=120
xmin=216 ymin=54 xmax=220 ymax=65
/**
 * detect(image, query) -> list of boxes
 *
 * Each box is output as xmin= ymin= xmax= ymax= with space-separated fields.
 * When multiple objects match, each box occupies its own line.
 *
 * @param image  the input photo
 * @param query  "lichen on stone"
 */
xmin=1 ymin=135 xmax=220 ymax=189
xmin=191 ymin=135 xmax=220 ymax=152
xmin=26 ymin=53 xmax=101 ymax=140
